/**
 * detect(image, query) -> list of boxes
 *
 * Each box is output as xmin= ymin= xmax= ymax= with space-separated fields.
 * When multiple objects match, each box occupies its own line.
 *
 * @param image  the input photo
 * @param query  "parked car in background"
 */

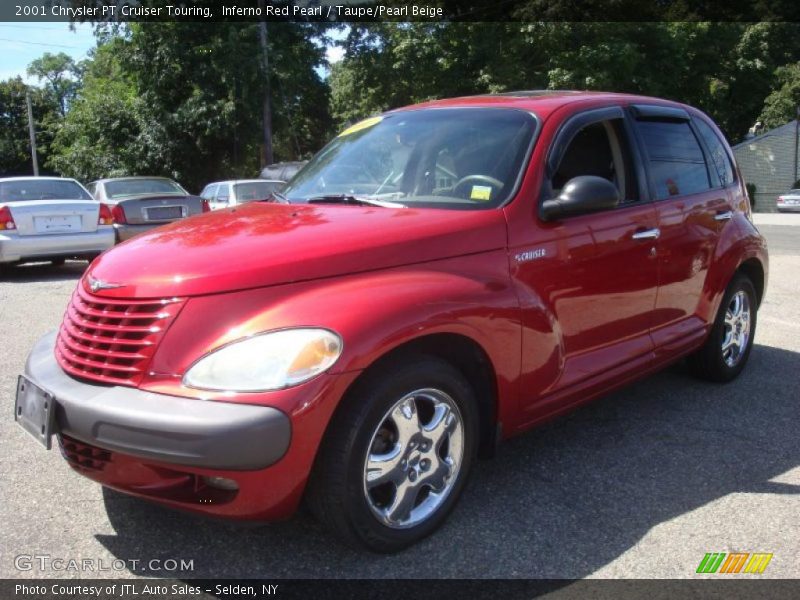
xmin=16 ymin=92 xmax=767 ymax=552
xmin=776 ymin=188 xmax=800 ymax=212
xmin=200 ymin=179 xmax=283 ymax=210
xmin=0 ymin=177 xmax=114 ymax=267
xmin=258 ymin=161 xmax=307 ymax=184
xmin=88 ymin=177 xmax=208 ymax=242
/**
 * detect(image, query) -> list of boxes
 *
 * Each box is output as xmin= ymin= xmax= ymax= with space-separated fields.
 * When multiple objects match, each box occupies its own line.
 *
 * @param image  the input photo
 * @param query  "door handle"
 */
xmin=632 ymin=228 xmax=660 ymax=240
xmin=714 ymin=210 xmax=733 ymax=221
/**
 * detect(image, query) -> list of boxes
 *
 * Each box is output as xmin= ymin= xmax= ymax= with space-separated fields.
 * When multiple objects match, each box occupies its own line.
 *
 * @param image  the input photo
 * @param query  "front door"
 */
xmin=510 ymin=107 xmax=659 ymax=417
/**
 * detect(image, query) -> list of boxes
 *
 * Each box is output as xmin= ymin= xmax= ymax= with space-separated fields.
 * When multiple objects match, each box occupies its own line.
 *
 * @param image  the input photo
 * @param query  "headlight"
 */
xmin=183 ymin=328 xmax=343 ymax=392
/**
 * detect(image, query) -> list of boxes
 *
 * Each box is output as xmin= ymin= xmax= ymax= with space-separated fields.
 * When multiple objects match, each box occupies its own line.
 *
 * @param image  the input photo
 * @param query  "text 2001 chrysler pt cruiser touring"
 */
xmin=16 ymin=92 xmax=768 ymax=552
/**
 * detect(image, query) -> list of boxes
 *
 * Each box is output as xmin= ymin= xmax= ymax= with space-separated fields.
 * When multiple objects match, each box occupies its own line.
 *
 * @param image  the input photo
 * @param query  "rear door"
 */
xmin=630 ymin=105 xmax=731 ymax=355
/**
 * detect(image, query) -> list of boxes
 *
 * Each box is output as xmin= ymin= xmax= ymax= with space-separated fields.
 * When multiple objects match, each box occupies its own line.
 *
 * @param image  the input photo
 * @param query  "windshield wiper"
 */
xmin=307 ymin=194 xmax=406 ymax=208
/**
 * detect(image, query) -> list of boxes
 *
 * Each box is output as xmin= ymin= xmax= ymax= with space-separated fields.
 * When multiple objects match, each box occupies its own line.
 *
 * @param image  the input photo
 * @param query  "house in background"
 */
xmin=732 ymin=121 xmax=800 ymax=212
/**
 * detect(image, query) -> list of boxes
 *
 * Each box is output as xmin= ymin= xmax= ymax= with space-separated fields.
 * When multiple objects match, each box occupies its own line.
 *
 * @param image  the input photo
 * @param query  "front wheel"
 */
xmin=306 ymin=356 xmax=478 ymax=552
xmin=688 ymin=273 xmax=757 ymax=382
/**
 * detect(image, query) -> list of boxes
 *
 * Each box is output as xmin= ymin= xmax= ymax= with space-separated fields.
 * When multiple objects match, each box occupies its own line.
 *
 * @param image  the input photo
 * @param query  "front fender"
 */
xmin=147 ymin=250 xmax=521 ymax=422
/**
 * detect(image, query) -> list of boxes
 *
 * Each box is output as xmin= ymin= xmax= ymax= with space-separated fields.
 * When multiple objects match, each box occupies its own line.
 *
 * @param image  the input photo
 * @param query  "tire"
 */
xmin=306 ymin=355 xmax=478 ymax=552
xmin=688 ymin=273 xmax=757 ymax=382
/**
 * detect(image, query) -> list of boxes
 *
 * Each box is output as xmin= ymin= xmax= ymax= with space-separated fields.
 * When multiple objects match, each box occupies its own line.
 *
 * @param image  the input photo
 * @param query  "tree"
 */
xmin=328 ymin=22 xmax=800 ymax=143
xmin=48 ymin=38 xmax=140 ymax=181
xmin=759 ymin=62 xmax=800 ymax=129
xmin=0 ymin=77 xmax=60 ymax=176
xmin=51 ymin=23 xmax=333 ymax=190
xmin=26 ymin=52 xmax=83 ymax=117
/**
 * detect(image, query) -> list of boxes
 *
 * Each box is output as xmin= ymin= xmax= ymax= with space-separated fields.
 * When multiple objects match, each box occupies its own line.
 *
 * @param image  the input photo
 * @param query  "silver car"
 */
xmin=776 ymin=188 xmax=800 ymax=213
xmin=87 ymin=177 xmax=208 ymax=242
xmin=200 ymin=179 xmax=284 ymax=210
xmin=0 ymin=177 xmax=114 ymax=266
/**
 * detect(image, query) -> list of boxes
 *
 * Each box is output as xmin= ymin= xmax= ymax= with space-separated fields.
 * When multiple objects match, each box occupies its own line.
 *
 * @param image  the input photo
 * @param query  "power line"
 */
xmin=0 ymin=24 xmax=76 ymax=31
xmin=0 ymin=37 xmax=86 ymax=49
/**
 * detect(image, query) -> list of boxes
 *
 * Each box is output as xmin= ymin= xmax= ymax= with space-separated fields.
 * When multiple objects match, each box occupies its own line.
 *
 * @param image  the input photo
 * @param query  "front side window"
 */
xmin=0 ymin=179 xmax=91 ymax=202
xmin=104 ymin=178 xmax=185 ymax=199
xmin=637 ymin=120 xmax=711 ymax=200
xmin=283 ymin=108 xmax=536 ymax=210
xmin=694 ymin=118 xmax=735 ymax=187
xmin=551 ymin=118 xmax=639 ymax=203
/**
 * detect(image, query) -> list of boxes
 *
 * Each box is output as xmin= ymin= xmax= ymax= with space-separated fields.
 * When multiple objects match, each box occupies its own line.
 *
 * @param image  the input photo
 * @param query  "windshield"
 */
xmin=105 ymin=178 xmax=185 ymax=198
xmin=283 ymin=108 xmax=536 ymax=209
xmin=234 ymin=181 xmax=282 ymax=203
xmin=0 ymin=179 xmax=91 ymax=202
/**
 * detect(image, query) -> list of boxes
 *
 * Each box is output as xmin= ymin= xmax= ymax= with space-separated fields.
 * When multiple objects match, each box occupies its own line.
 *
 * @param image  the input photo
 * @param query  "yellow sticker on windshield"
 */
xmin=470 ymin=185 xmax=492 ymax=201
xmin=338 ymin=116 xmax=383 ymax=137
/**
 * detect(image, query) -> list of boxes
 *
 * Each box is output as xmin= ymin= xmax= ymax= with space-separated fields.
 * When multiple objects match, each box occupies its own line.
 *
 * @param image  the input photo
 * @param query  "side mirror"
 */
xmin=541 ymin=176 xmax=621 ymax=221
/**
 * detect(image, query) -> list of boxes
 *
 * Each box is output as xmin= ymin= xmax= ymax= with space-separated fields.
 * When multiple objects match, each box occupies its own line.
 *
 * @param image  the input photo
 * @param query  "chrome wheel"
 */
xmin=363 ymin=388 xmax=464 ymax=529
xmin=722 ymin=290 xmax=751 ymax=367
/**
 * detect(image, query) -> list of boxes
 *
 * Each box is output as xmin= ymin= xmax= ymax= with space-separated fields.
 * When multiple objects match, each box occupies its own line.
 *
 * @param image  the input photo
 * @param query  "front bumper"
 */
xmin=0 ymin=228 xmax=114 ymax=264
xmin=776 ymin=202 xmax=800 ymax=213
xmin=24 ymin=331 xmax=291 ymax=471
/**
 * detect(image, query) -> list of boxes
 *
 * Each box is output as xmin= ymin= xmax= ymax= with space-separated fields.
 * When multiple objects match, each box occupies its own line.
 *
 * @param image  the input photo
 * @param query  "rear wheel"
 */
xmin=306 ymin=356 xmax=478 ymax=552
xmin=688 ymin=274 xmax=757 ymax=382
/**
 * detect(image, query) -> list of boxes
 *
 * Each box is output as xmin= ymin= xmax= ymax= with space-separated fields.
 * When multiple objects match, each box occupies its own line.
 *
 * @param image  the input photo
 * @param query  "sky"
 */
xmin=0 ymin=22 xmax=96 ymax=83
xmin=0 ymin=22 xmax=345 ymax=84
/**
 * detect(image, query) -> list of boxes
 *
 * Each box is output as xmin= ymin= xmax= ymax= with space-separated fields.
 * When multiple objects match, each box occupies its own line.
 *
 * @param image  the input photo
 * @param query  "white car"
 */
xmin=776 ymin=189 xmax=800 ymax=213
xmin=200 ymin=179 xmax=284 ymax=210
xmin=0 ymin=177 xmax=115 ymax=266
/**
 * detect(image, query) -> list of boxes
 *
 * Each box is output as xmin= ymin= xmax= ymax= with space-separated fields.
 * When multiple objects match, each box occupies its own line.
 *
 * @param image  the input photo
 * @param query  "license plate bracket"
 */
xmin=14 ymin=376 xmax=57 ymax=449
xmin=34 ymin=215 xmax=82 ymax=234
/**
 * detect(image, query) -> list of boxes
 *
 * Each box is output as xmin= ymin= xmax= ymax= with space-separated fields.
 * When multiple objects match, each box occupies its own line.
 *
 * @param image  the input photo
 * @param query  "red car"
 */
xmin=15 ymin=92 xmax=767 ymax=552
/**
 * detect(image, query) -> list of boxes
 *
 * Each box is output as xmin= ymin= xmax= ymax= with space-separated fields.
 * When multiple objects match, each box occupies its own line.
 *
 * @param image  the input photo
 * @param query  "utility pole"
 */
xmin=25 ymin=90 xmax=39 ymax=176
xmin=794 ymin=105 xmax=799 ymax=185
xmin=257 ymin=0 xmax=273 ymax=166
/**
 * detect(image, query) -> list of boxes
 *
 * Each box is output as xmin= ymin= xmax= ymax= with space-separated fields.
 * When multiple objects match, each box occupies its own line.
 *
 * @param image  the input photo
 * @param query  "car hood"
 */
xmin=86 ymin=202 xmax=508 ymax=298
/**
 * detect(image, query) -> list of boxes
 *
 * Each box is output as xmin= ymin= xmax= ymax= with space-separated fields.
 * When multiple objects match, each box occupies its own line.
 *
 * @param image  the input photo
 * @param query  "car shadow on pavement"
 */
xmin=0 ymin=261 xmax=88 ymax=283
xmin=96 ymin=344 xmax=800 ymax=579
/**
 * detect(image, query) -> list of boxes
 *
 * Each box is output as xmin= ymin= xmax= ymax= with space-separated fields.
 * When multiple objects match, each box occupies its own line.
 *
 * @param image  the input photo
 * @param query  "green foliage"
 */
xmin=26 ymin=52 xmax=83 ymax=117
xmin=6 ymin=21 xmax=800 ymax=189
xmin=759 ymin=62 xmax=800 ymax=129
xmin=51 ymin=23 xmax=331 ymax=191
xmin=0 ymin=77 xmax=60 ymax=176
xmin=328 ymin=22 xmax=800 ymax=143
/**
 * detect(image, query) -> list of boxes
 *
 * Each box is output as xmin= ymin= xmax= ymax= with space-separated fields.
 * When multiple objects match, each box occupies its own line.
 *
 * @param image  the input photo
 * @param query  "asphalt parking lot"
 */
xmin=1 ymin=214 xmax=798 ymax=580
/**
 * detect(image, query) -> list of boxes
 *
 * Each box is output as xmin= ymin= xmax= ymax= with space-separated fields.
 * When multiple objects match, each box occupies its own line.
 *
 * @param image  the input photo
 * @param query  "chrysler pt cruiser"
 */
xmin=15 ymin=92 xmax=768 ymax=552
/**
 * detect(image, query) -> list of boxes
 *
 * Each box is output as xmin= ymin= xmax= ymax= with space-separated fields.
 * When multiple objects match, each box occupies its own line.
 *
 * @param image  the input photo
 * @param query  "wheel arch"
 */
xmin=337 ymin=332 xmax=500 ymax=459
xmin=736 ymin=257 xmax=765 ymax=307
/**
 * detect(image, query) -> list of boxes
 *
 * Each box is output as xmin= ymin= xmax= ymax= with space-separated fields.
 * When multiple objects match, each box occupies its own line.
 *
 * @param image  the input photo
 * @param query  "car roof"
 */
xmin=391 ymin=90 xmax=691 ymax=120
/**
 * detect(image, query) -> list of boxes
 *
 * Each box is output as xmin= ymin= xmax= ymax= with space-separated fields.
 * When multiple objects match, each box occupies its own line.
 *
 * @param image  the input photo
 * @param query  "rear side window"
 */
xmin=200 ymin=184 xmax=218 ymax=200
xmin=694 ymin=118 xmax=735 ymax=187
xmin=637 ymin=121 xmax=711 ymax=200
